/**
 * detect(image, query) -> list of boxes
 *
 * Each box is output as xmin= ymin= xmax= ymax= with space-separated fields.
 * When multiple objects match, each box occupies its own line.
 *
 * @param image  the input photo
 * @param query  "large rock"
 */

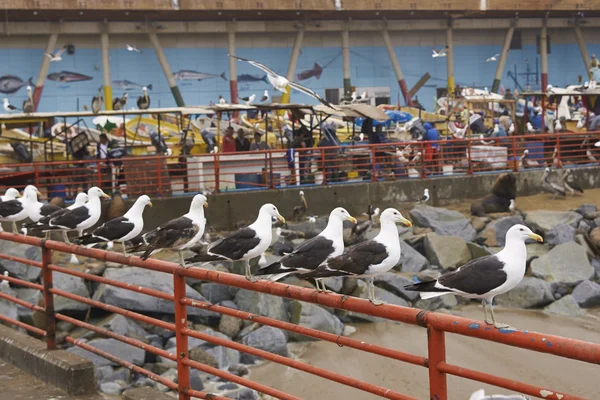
xmin=73 ymin=314 xmax=148 ymax=341
xmin=189 ymin=347 xmax=219 ymax=369
xmin=13 ymin=288 xmax=42 ymax=322
xmin=233 ymin=289 xmax=288 ymax=322
xmin=415 ymin=294 xmax=458 ymax=311
xmin=0 ymin=283 xmax=18 ymax=322
xmin=495 ymin=277 xmax=554 ymax=308
xmin=288 ymin=301 xmax=344 ymax=341
xmin=424 ymin=233 xmax=471 ymax=270
xmin=198 ymin=283 xmax=234 ymax=304
xmin=219 ymin=314 xmax=243 ymax=338
xmin=374 ymin=272 xmax=420 ymax=302
xmin=93 ymin=267 xmax=217 ymax=319
xmin=207 ymin=346 xmax=241 ymax=369
xmin=476 ymin=216 xmax=524 ymax=247
xmin=395 ymin=240 xmax=429 ymax=273
xmin=242 ymin=326 xmax=288 ymax=357
xmin=43 ymin=270 xmax=90 ymax=313
xmin=590 ymin=227 xmax=600 ymax=249
xmin=525 ymin=211 xmax=582 ymax=234
xmin=571 ymin=280 xmax=600 ymax=308
xmin=576 ymin=204 xmax=597 ymax=218
xmin=543 ymin=295 xmax=586 ymax=317
xmin=409 ymin=206 xmax=476 ymax=241
xmin=0 ymin=240 xmax=42 ymax=281
xmin=545 ymin=224 xmax=576 ymax=246
xmin=530 ymin=242 xmax=594 ymax=284
xmin=67 ymin=338 xmax=145 ymax=367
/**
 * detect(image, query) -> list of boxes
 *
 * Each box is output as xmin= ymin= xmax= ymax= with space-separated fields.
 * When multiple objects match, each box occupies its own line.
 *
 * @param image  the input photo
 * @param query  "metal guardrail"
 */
xmin=0 ymin=232 xmax=599 ymax=399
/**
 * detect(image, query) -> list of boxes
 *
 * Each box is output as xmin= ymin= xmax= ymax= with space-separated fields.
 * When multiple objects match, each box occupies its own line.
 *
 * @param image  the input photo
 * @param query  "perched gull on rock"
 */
xmin=76 ymin=195 xmax=152 ymax=254
xmin=302 ymin=208 xmax=412 ymax=305
xmin=186 ymin=203 xmax=285 ymax=281
xmin=23 ymin=192 xmax=88 ymax=237
xmin=418 ymin=188 xmax=430 ymax=203
xmin=229 ymin=55 xmax=334 ymax=108
xmin=405 ymin=224 xmax=542 ymax=329
xmin=0 ymin=185 xmax=41 ymax=233
xmin=135 ymin=194 xmax=207 ymax=267
xmin=256 ymin=207 xmax=356 ymax=289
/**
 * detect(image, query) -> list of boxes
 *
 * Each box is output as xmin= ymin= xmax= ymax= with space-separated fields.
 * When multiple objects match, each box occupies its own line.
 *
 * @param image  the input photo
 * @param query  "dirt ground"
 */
xmin=250 ymin=305 xmax=600 ymax=400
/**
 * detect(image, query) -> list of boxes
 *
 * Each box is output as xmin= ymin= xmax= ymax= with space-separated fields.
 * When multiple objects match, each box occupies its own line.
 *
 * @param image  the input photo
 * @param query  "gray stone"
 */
xmin=467 ymin=242 xmax=493 ymax=259
xmin=530 ymin=242 xmax=593 ymax=284
xmin=101 ymin=367 xmax=132 ymax=384
xmin=288 ymin=301 xmax=344 ymax=341
xmin=525 ymin=211 xmax=582 ymax=234
xmin=198 ymin=282 xmax=234 ymax=304
xmin=233 ymin=289 xmax=288 ymax=322
xmin=576 ymin=204 xmax=597 ymax=218
xmin=13 ymin=288 xmax=41 ymax=321
xmin=219 ymin=300 xmax=239 ymax=310
xmin=166 ymin=327 xmax=228 ymax=349
xmin=374 ymin=272 xmax=420 ymax=302
xmin=321 ymin=277 xmax=344 ymax=293
xmin=477 ymin=216 xmax=524 ymax=247
xmin=0 ymin=240 xmax=42 ymax=281
xmin=73 ymin=314 xmax=148 ymax=341
xmin=543 ymin=295 xmax=586 ymax=317
xmin=189 ymin=369 xmax=205 ymax=391
xmin=546 ymin=224 xmax=576 ymax=246
xmin=424 ymin=233 xmax=471 ymax=270
xmin=370 ymin=287 xmax=410 ymax=307
xmin=207 ymin=346 xmax=241 ymax=369
xmin=571 ymin=280 xmax=600 ymax=308
xmin=67 ymin=338 xmax=145 ymax=367
xmin=156 ymin=369 xmax=177 ymax=392
xmin=409 ymin=206 xmax=477 ymax=241
xmin=578 ymin=220 xmax=594 ymax=234
xmin=93 ymin=267 xmax=217 ymax=318
xmin=526 ymin=243 xmax=549 ymax=263
xmin=132 ymin=376 xmax=157 ymax=389
xmin=95 ymin=365 xmax=114 ymax=382
xmin=395 ymin=240 xmax=429 ymax=273
xmin=99 ymin=381 xmax=128 ymax=395
xmin=223 ymin=389 xmax=260 ymax=400
xmin=189 ymin=347 xmax=219 ymax=369
xmin=592 ymin=258 xmax=600 ymax=280
xmin=219 ymin=314 xmax=243 ymax=338
xmin=228 ymin=364 xmax=249 ymax=377
xmin=0 ymin=283 xmax=19 ymax=326
xmin=495 ymin=277 xmax=554 ymax=308
xmin=242 ymin=326 xmax=288 ymax=357
xmin=415 ymin=294 xmax=458 ymax=311
xmin=591 ymin=227 xmax=600 ymax=250
xmin=43 ymin=270 xmax=90 ymax=313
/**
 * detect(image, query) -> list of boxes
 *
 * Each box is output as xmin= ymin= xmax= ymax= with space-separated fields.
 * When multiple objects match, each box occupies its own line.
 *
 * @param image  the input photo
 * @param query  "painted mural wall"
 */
xmin=0 ymin=29 xmax=598 ymax=114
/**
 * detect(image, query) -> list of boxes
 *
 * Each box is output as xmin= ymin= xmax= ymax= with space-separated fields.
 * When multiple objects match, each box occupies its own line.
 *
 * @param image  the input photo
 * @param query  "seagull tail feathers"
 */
xmin=263 ymin=272 xmax=293 ymax=282
xmin=404 ymin=280 xmax=449 ymax=299
xmin=220 ymin=72 xmax=227 ymax=81
xmin=75 ymin=234 xmax=101 ymax=246
xmin=184 ymin=253 xmax=227 ymax=264
xmin=255 ymin=261 xmax=289 ymax=276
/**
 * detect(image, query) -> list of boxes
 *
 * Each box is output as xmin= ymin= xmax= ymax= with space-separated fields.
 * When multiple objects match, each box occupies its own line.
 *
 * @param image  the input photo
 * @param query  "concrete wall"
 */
xmin=138 ymin=166 xmax=600 ymax=230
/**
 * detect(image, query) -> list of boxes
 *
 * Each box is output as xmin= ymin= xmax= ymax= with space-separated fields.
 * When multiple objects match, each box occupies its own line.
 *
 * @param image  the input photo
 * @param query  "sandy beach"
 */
xmin=250 ymin=305 xmax=600 ymax=399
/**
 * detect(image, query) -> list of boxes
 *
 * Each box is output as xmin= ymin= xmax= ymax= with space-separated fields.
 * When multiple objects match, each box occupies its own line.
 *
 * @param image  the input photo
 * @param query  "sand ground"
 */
xmin=250 ymin=305 xmax=600 ymax=400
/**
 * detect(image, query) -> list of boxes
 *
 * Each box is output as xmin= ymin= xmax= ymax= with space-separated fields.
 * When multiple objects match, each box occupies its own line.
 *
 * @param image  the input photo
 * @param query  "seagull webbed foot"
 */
xmin=246 ymin=275 xmax=259 ymax=283
xmin=369 ymin=298 xmax=387 ymax=306
xmin=494 ymin=322 xmax=516 ymax=330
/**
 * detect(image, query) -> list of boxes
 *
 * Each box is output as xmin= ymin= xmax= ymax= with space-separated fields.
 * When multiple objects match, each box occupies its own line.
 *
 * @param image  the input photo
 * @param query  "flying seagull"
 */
xmin=3 ymin=98 xmax=19 ymax=112
xmin=432 ymin=46 xmax=448 ymax=58
xmin=405 ymin=224 xmax=543 ymax=330
xmin=261 ymin=90 xmax=270 ymax=102
xmin=485 ymin=54 xmax=500 ymax=62
xmin=126 ymin=44 xmax=142 ymax=53
xmin=229 ymin=55 xmax=335 ymax=108
xmin=44 ymin=46 xmax=67 ymax=62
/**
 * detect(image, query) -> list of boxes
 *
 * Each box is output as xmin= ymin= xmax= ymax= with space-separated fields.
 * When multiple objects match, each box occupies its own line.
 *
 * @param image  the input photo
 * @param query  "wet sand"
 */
xmin=250 ymin=305 xmax=600 ymax=399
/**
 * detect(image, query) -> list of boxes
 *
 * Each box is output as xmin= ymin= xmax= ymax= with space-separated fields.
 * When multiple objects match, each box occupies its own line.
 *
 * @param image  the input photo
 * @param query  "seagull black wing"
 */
xmin=78 ymin=217 xmax=135 ymax=244
xmin=39 ymin=204 xmax=62 ymax=218
xmin=25 ymin=207 xmax=69 ymax=228
xmin=47 ymin=206 xmax=91 ymax=229
xmin=0 ymin=200 xmax=24 ymax=217
xmin=140 ymin=216 xmax=199 ymax=258
xmin=288 ymin=81 xmax=335 ymax=108
xmin=208 ymin=227 xmax=261 ymax=260
xmin=257 ymin=236 xmax=335 ymax=276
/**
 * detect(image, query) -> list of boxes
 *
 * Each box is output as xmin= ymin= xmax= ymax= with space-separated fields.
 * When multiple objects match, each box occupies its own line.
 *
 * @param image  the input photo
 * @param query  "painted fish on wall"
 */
xmin=296 ymin=62 xmax=323 ymax=81
xmin=237 ymin=74 xmax=268 ymax=83
xmin=0 ymin=75 xmax=34 ymax=94
xmin=173 ymin=70 xmax=227 ymax=81
xmin=113 ymin=80 xmax=153 ymax=90
xmin=47 ymin=71 xmax=93 ymax=83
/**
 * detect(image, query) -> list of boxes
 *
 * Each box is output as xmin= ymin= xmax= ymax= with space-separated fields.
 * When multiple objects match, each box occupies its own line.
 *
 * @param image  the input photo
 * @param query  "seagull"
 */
xmin=508 ymin=123 xmax=515 ymax=134
xmin=541 ymin=167 xmax=566 ymax=199
xmin=126 ymin=44 xmax=142 ymax=53
xmin=185 ymin=203 xmax=285 ymax=281
xmin=418 ymin=188 xmax=430 ymax=203
xmin=3 ymin=98 xmax=19 ymax=112
xmin=260 ymin=90 xmax=270 ymax=102
xmin=508 ymin=199 xmax=516 ymax=212
xmin=240 ymin=94 xmax=256 ymax=105
xmin=596 ymin=141 xmax=600 ymax=148
xmin=133 ymin=194 xmax=208 ymax=267
xmin=0 ymin=185 xmax=42 ymax=234
xmin=137 ymin=87 xmax=150 ymax=110
xmin=293 ymin=190 xmax=308 ymax=221
xmin=92 ymin=87 xmax=103 ymax=114
xmin=1 ymin=188 xmax=21 ymax=202
xmin=0 ymin=271 xmax=9 ymax=291
xmin=256 ymin=208 xmax=357 ymax=289
xmin=44 ymin=46 xmax=67 ymax=62
xmin=405 ymin=225 xmax=543 ymax=330
xmin=23 ymin=187 xmax=63 ymax=226
xmin=432 ymin=46 xmax=448 ymax=58
xmin=113 ymin=93 xmax=128 ymax=111
xmin=485 ymin=54 xmax=500 ymax=63
xmin=23 ymin=86 xmax=34 ymax=114
xmin=351 ymin=91 xmax=368 ymax=103
xmin=229 ymin=55 xmax=334 ymax=108
xmin=361 ymin=205 xmax=380 ymax=220
xmin=76 ymin=195 xmax=152 ymax=254
xmin=302 ymin=208 xmax=412 ymax=305
xmin=219 ymin=97 xmax=227 ymax=105
xmin=350 ymin=205 xmax=380 ymax=244
xmin=23 ymin=192 xmax=89 ymax=237
xmin=561 ymin=169 xmax=584 ymax=196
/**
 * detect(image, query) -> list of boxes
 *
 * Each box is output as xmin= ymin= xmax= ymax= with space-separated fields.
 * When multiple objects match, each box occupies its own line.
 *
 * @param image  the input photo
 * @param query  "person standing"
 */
xmin=235 ymin=129 xmax=250 ymax=152
xmin=222 ymin=127 xmax=236 ymax=153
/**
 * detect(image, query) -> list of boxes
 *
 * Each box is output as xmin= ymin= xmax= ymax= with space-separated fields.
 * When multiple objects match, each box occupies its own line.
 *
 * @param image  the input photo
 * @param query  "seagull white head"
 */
xmin=23 ymin=185 xmax=41 ymax=201
xmin=523 ymin=149 xmax=529 ymax=155
xmin=329 ymin=207 xmax=357 ymax=224
xmin=3 ymin=188 xmax=21 ymax=200
xmin=142 ymin=86 xmax=147 ymax=93
xmin=88 ymin=186 xmax=110 ymax=199
xmin=299 ymin=190 xmax=305 ymax=197
xmin=509 ymin=199 xmax=515 ymax=210
xmin=190 ymin=194 xmax=208 ymax=211
xmin=380 ymin=208 xmax=412 ymax=227
xmin=506 ymin=224 xmax=543 ymax=243
xmin=27 ymin=86 xmax=32 ymax=93
xmin=135 ymin=194 xmax=153 ymax=208
xmin=259 ymin=203 xmax=285 ymax=223
xmin=73 ymin=192 xmax=88 ymax=206
xmin=424 ymin=188 xmax=429 ymax=195
xmin=123 ymin=93 xmax=129 ymax=99
xmin=373 ymin=207 xmax=380 ymax=217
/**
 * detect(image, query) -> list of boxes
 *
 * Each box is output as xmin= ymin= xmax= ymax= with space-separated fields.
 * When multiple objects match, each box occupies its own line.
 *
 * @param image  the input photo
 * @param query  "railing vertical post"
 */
xmin=419 ymin=142 xmax=426 ymax=179
xmin=34 ymin=164 xmax=40 ymax=189
xmin=427 ymin=326 xmax=447 ymax=400
xmin=320 ymin=148 xmax=328 ymax=185
xmin=556 ymin=134 xmax=561 ymax=167
xmin=370 ymin=145 xmax=378 ymax=182
xmin=156 ymin=157 xmax=163 ymax=196
xmin=467 ymin=137 xmax=473 ymax=175
xmin=173 ymin=270 xmax=191 ymax=400
xmin=214 ymin=154 xmax=221 ymax=194
xmin=268 ymin=151 xmax=275 ymax=189
xmin=97 ymin=162 xmax=102 ymax=189
xmin=41 ymin=245 xmax=56 ymax=350
xmin=512 ymin=135 xmax=518 ymax=172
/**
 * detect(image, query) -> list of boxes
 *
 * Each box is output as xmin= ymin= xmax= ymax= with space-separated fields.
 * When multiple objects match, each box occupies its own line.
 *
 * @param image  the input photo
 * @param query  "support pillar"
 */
xmin=342 ymin=29 xmax=351 ymax=98
xmin=381 ymin=29 xmax=411 ymax=106
xmin=148 ymin=31 xmax=185 ymax=106
xmin=100 ymin=30 xmax=113 ymax=110
xmin=540 ymin=20 xmax=548 ymax=91
xmin=491 ymin=21 xmax=516 ymax=93
xmin=32 ymin=32 xmax=58 ymax=111
xmin=281 ymin=28 xmax=304 ymax=104
xmin=446 ymin=22 xmax=455 ymax=95
xmin=227 ymin=23 xmax=238 ymax=105
xmin=574 ymin=24 xmax=591 ymax=79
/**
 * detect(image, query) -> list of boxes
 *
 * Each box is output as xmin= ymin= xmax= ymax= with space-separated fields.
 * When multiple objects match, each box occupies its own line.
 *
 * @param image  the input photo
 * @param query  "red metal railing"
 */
xmin=1 ymin=131 xmax=599 ymax=199
xmin=0 ymin=232 xmax=598 ymax=399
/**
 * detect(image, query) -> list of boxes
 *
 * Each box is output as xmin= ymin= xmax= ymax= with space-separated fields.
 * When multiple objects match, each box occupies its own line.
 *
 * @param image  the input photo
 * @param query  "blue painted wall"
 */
xmin=0 ymin=43 xmax=596 ymax=114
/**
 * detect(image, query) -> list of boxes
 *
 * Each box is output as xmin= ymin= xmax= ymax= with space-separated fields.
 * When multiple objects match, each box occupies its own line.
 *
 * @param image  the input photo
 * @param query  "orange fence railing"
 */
xmin=0 ymin=232 xmax=598 ymax=399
